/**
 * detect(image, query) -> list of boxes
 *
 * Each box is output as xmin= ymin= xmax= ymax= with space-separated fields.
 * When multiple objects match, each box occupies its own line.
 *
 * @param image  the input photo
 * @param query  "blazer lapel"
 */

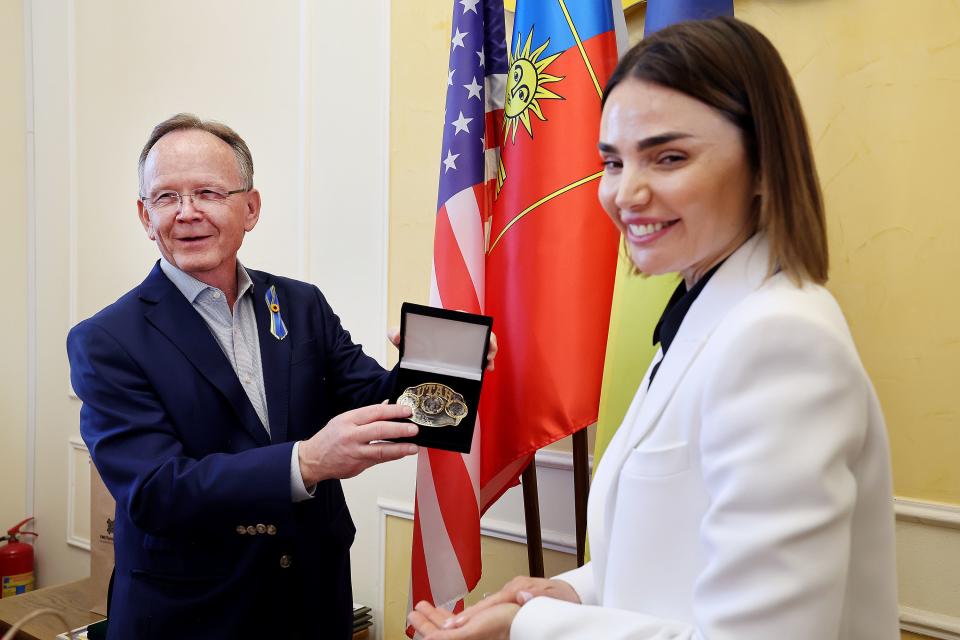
xmin=139 ymin=263 xmax=271 ymax=447
xmin=588 ymin=233 xmax=772 ymax=598
xmin=249 ymin=270 xmax=291 ymax=444
xmin=587 ymin=373 xmax=652 ymax=596
xmin=624 ymin=232 xmax=771 ymax=452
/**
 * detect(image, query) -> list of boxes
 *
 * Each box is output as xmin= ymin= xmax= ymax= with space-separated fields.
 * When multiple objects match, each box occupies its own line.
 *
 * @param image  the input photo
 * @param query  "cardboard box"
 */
xmin=89 ymin=465 xmax=114 ymax=616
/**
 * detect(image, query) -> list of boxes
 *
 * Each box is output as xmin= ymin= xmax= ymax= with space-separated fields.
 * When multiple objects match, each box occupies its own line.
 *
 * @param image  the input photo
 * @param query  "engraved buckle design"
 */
xmin=397 ymin=383 xmax=469 ymax=428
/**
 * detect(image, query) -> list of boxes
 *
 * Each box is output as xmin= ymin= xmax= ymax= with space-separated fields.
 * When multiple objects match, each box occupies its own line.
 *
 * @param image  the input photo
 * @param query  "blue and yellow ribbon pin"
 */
xmin=265 ymin=285 xmax=288 ymax=341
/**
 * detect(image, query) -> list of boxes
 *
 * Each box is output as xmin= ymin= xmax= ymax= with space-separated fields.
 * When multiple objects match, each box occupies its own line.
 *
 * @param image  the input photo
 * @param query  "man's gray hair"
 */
xmin=138 ymin=113 xmax=254 ymax=195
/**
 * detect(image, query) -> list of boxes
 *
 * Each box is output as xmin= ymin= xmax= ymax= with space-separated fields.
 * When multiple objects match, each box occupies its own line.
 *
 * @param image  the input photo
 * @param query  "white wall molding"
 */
xmin=66 ymin=436 xmax=90 ymax=551
xmin=479 ymin=512 xmax=576 ymax=554
xmin=296 ymin=0 xmax=312 ymax=283
xmin=378 ymin=0 xmax=392 ymax=365
xmin=63 ymin=0 xmax=78 ymax=401
xmin=377 ymin=497 xmax=576 ymax=555
xmin=900 ymin=606 xmax=960 ymax=640
xmin=534 ymin=448 xmax=593 ymax=473
xmin=894 ymin=498 xmax=960 ymax=635
xmin=23 ymin=0 xmax=37 ymax=521
xmin=895 ymin=497 xmax=960 ymax=531
xmin=376 ymin=495 xmax=391 ymax=640
xmin=66 ymin=0 xmax=77 ymax=332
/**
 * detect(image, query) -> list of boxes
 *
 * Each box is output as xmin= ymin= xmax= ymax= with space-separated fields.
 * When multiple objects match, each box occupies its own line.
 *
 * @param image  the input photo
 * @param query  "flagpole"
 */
xmin=572 ymin=428 xmax=590 ymax=566
xmin=521 ymin=462 xmax=545 ymax=577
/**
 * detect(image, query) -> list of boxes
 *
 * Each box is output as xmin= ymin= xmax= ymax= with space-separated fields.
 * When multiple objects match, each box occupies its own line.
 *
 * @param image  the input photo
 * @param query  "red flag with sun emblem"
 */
xmin=479 ymin=1 xmax=620 ymax=502
xmin=410 ymin=2 xmax=620 ymax=627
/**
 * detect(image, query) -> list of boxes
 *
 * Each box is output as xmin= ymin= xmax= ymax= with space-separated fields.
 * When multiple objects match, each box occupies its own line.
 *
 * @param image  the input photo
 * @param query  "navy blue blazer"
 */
xmin=67 ymin=263 xmax=396 ymax=639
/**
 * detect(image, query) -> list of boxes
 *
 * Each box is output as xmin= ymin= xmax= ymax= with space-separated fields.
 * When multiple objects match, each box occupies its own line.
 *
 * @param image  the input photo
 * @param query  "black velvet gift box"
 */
xmin=389 ymin=303 xmax=492 ymax=453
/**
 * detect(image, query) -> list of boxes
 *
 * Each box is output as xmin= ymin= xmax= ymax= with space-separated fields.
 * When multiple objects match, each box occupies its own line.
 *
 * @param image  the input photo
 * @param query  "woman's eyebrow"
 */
xmin=636 ymin=132 xmax=693 ymax=150
xmin=598 ymin=132 xmax=693 ymax=154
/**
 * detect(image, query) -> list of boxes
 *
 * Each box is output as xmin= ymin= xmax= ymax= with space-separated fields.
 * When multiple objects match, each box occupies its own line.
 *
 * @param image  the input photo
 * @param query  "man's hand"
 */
xmin=388 ymin=327 xmax=499 ymax=372
xmin=298 ymin=404 xmax=418 ymax=485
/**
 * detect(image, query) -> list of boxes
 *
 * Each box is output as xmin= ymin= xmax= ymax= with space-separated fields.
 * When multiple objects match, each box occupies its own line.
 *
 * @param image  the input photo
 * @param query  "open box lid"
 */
xmin=399 ymin=303 xmax=492 ymax=381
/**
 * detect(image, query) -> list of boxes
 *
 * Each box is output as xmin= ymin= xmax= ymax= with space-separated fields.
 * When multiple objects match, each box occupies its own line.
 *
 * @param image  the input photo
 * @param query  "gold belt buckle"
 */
xmin=398 ymin=383 xmax=469 ymax=428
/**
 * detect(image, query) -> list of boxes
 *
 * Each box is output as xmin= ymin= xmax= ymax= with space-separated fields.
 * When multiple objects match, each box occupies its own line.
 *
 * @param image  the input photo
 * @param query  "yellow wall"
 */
xmin=387 ymin=2 xmax=450 ymax=347
xmin=732 ymin=0 xmax=960 ymax=507
xmin=0 ymin=0 xmax=29 ymax=530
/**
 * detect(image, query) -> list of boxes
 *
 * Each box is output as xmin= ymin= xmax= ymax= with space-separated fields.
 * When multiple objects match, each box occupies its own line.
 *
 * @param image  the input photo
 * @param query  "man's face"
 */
xmin=137 ymin=129 xmax=260 ymax=289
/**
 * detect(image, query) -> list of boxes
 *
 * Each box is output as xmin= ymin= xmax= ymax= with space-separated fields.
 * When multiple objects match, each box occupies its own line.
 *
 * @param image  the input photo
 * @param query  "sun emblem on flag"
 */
xmin=503 ymin=26 xmax=564 ymax=145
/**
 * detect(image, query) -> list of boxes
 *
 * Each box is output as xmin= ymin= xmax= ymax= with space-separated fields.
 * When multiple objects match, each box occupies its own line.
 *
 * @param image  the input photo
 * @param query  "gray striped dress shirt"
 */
xmin=159 ymin=258 xmax=313 ymax=501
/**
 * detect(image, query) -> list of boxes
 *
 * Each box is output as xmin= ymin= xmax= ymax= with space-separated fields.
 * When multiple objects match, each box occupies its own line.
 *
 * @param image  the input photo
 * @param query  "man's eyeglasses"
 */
xmin=140 ymin=188 xmax=249 ymax=213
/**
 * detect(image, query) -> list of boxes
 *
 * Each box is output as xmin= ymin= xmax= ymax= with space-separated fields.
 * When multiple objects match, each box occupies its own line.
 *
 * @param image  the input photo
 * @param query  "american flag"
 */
xmin=409 ymin=0 xmax=507 ymax=624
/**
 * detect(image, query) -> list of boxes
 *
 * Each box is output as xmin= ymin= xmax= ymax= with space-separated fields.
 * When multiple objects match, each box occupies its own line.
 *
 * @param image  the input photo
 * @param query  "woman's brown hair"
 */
xmin=604 ymin=17 xmax=827 ymax=284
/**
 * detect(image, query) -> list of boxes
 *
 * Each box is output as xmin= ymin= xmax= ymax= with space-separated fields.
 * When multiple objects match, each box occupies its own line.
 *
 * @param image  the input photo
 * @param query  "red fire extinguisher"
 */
xmin=0 ymin=517 xmax=38 ymax=598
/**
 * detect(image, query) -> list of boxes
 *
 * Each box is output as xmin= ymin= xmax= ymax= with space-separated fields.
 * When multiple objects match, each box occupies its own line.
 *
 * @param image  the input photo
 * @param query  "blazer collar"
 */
xmin=247 ymin=269 xmax=292 ymax=444
xmin=626 ymin=232 xmax=770 ymax=450
xmin=588 ymin=233 xmax=772 ymax=596
xmin=138 ymin=263 xmax=292 ymax=446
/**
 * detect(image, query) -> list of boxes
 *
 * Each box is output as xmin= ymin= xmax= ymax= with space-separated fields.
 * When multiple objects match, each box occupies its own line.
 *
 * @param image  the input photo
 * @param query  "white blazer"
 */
xmin=512 ymin=234 xmax=899 ymax=639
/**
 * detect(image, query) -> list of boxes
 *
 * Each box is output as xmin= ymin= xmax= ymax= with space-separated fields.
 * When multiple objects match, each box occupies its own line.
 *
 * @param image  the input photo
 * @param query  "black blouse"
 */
xmin=648 ymin=261 xmax=725 ymax=388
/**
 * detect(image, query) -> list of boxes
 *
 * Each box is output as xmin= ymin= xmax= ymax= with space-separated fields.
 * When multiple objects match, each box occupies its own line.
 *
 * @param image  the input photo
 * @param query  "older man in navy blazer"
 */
xmin=67 ymin=114 xmax=425 ymax=639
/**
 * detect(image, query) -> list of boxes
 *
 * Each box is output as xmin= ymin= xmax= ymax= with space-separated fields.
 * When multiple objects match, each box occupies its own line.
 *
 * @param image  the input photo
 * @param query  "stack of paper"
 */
xmin=353 ymin=602 xmax=373 ymax=633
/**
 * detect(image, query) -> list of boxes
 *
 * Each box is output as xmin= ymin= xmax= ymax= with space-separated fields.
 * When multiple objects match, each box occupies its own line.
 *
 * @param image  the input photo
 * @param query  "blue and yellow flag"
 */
xmin=264 ymin=285 xmax=288 ymax=341
xmin=593 ymin=0 xmax=734 ymax=469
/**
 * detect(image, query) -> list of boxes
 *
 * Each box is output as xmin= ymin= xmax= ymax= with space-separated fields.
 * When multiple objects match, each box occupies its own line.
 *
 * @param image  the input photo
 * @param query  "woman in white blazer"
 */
xmin=410 ymin=17 xmax=898 ymax=640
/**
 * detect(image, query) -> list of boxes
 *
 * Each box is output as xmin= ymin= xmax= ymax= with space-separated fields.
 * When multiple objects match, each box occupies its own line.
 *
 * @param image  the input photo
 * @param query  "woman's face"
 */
xmin=598 ymin=79 xmax=757 ymax=286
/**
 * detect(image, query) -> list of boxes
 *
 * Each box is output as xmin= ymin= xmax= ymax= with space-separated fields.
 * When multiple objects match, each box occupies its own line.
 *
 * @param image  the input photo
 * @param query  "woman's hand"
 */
xmin=442 ymin=577 xmax=580 ymax=630
xmin=408 ymin=600 xmax=519 ymax=640
xmin=410 ymin=576 xmax=580 ymax=640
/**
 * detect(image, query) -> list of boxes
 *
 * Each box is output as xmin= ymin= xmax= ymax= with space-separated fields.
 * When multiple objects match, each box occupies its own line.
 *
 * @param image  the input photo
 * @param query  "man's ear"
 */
xmin=243 ymin=189 xmax=262 ymax=232
xmin=138 ymin=199 xmax=157 ymax=241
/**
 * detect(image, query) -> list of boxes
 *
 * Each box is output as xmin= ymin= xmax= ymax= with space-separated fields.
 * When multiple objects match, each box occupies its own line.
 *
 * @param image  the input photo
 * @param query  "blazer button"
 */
xmin=266 ymin=525 xmax=277 ymax=535
xmin=256 ymin=524 xmax=267 ymax=534
xmin=279 ymin=554 xmax=292 ymax=569
xmin=236 ymin=525 xmax=246 ymax=535
xmin=246 ymin=526 xmax=257 ymax=536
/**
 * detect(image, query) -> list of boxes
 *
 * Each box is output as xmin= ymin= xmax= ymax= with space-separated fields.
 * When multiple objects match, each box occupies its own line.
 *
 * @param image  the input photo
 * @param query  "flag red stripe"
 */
xmin=484 ymin=109 xmax=503 ymax=150
xmin=428 ymin=449 xmax=482 ymax=582
xmin=410 ymin=497 xmax=433 ymax=604
xmin=476 ymin=182 xmax=495 ymax=223
xmin=434 ymin=206 xmax=482 ymax=313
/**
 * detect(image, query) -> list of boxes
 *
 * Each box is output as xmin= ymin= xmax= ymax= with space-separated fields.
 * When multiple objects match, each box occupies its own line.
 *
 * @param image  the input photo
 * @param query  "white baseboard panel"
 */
xmin=900 ymin=606 xmax=960 ymax=639
xmin=533 ymin=448 xmax=592 ymax=473
xmin=894 ymin=497 xmax=960 ymax=637
xmin=895 ymin=497 xmax=960 ymax=530
xmin=377 ymin=498 xmax=576 ymax=555
xmin=66 ymin=435 xmax=90 ymax=551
